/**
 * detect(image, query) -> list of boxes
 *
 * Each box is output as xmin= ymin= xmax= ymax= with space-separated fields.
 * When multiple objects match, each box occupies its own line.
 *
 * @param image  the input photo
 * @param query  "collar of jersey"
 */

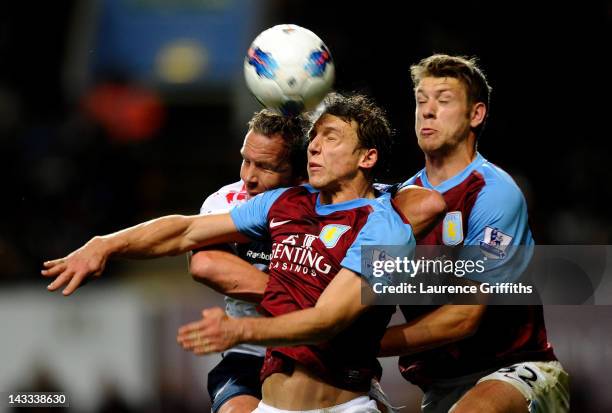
xmin=302 ymin=184 xmax=384 ymax=215
xmin=419 ymin=152 xmax=486 ymax=194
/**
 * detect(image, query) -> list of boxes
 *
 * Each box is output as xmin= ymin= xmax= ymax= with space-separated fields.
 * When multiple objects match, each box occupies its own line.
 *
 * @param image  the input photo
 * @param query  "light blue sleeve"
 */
xmin=462 ymin=177 xmax=534 ymax=282
xmin=465 ymin=181 xmax=532 ymax=246
xmin=229 ymin=187 xmax=289 ymax=239
xmin=341 ymin=204 xmax=415 ymax=279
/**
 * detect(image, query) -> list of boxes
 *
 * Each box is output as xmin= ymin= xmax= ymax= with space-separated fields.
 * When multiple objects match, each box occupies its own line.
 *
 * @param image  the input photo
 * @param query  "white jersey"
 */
xmin=198 ymin=180 xmax=268 ymax=357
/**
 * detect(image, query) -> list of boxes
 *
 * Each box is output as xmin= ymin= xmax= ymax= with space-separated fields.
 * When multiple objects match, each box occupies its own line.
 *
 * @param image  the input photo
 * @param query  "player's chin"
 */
xmin=307 ymin=176 xmax=326 ymax=190
xmin=307 ymin=170 xmax=324 ymax=185
xmin=417 ymin=137 xmax=443 ymax=153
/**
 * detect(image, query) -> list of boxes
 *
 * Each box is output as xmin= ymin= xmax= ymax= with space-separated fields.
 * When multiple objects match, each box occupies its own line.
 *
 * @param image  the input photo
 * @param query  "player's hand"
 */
xmin=41 ymin=237 xmax=110 ymax=296
xmin=177 ymin=307 xmax=240 ymax=355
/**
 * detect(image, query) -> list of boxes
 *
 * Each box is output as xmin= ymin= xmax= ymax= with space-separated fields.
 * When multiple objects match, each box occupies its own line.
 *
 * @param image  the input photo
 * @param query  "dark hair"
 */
xmin=247 ymin=109 xmax=310 ymax=179
xmin=317 ymin=93 xmax=393 ymax=180
xmin=410 ymin=54 xmax=492 ymax=137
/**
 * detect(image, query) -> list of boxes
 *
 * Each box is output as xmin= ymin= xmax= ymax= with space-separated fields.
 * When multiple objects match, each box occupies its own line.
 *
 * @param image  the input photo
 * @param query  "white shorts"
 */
xmin=422 ymin=360 xmax=569 ymax=413
xmin=472 ymin=360 xmax=570 ymax=413
xmin=252 ymin=396 xmax=380 ymax=413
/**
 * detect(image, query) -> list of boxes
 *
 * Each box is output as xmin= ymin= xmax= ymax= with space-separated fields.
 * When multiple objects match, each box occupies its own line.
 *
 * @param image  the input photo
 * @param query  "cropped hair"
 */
xmin=317 ymin=93 xmax=393 ymax=180
xmin=248 ymin=109 xmax=311 ymax=179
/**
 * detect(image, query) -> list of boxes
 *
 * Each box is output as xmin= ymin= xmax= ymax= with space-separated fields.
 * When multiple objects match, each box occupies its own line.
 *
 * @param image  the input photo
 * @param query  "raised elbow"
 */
xmin=394 ymin=186 xmax=447 ymax=239
xmin=423 ymin=190 xmax=447 ymax=220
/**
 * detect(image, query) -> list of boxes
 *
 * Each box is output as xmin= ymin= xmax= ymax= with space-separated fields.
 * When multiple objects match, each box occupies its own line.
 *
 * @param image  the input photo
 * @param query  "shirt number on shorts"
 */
xmin=498 ymin=364 xmax=538 ymax=388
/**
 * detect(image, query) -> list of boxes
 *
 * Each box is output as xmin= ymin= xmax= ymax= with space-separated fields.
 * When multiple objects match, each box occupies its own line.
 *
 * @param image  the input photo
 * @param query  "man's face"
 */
xmin=414 ymin=77 xmax=473 ymax=155
xmin=239 ymin=129 xmax=293 ymax=197
xmin=307 ymin=114 xmax=366 ymax=191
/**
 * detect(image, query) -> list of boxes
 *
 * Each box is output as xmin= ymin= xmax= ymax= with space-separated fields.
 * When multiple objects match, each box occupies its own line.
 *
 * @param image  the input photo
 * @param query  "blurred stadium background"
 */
xmin=1 ymin=1 xmax=610 ymax=412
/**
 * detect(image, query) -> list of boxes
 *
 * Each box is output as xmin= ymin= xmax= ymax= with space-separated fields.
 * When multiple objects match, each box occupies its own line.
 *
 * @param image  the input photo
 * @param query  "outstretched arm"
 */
xmin=378 ymin=304 xmax=487 ymax=357
xmin=177 ymin=268 xmax=367 ymax=354
xmin=392 ymin=185 xmax=446 ymax=240
xmin=42 ymin=213 xmax=248 ymax=296
xmin=190 ymin=249 xmax=268 ymax=302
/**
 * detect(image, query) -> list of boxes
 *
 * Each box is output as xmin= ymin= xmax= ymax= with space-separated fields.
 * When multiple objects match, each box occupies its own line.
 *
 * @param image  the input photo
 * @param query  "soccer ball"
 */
xmin=244 ymin=24 xmax=335 ymax=115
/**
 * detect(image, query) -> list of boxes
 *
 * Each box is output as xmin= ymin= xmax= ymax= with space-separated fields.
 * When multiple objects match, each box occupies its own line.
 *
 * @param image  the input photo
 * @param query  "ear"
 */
xmin=359 ymin=148 xmax=378 ymax=171
xmin=470 ymin=102 xmax=487 ymax=128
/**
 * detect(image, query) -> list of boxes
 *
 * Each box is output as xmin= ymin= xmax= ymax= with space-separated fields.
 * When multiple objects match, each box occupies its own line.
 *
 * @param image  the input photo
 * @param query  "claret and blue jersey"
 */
xmin=397 ymin=153 xmax=555 ymax=386
xmin=401 ymin=152 xmax=535 ymax=284
xmin=230 ymin=184 xmax=415 ymax=390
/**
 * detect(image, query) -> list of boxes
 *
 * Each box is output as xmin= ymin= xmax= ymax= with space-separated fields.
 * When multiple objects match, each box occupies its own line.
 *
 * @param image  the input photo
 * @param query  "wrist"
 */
xmin=94 ymin=235 xmax=124 ymax=257
xmin=238 ymin=317 xmax=257 ymax=344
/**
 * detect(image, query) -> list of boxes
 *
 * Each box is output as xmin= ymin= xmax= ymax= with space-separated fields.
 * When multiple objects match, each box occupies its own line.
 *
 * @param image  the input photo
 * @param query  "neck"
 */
xmin=318 ymin=177 xmax=375 ymax=205
xmin=424 ymin=141 xmax=477 ymax=187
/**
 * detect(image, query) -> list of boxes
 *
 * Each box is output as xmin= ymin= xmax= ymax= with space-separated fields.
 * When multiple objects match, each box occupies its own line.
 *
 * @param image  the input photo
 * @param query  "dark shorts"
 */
xmin=207 ymin=352 xmax=264 ymax=413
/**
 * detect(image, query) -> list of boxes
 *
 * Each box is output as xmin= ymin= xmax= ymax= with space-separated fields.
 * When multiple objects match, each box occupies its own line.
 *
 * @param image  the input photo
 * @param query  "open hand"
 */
xmin=177 ymin=307 xmax=240 ymax=355
xmin=41 ymin=237 xmax=109 ymax=296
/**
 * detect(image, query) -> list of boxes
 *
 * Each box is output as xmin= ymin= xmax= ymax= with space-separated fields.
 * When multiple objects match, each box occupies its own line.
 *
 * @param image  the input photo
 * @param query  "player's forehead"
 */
xmin=415 ymin=76 xmax=466 ymax=96
xmin=311 ymin=114 xmax=357 ymax=137
xmin=241 ymin=129 xmax=287 ymax=159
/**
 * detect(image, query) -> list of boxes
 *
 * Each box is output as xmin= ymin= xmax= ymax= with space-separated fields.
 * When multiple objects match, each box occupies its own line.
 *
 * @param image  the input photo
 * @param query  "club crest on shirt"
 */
xmin=442 ymin=211 xmax=463 ymax=246
xmin=319 ymin=224 xmax=351 ymax=248
xmin=480 ymin=226 xmax=513 ymax=259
